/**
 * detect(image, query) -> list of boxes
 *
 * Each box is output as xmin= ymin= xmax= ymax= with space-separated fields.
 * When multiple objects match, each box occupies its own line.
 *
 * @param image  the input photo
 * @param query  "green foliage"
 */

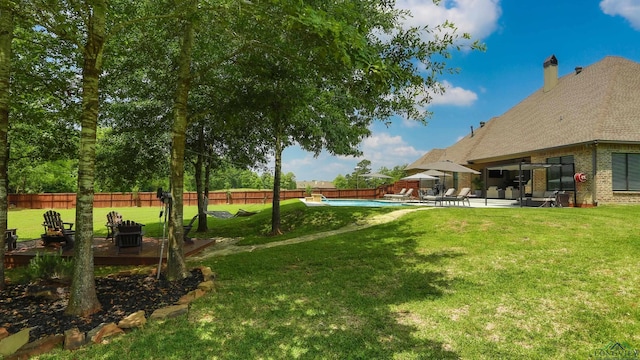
xmin=332 ymin=174 xmax=348 ymax=189
xmin=95 ymin=127 xmax=170 ymax=192
xmin=26 ymin=251 xmax=75 ymax=282
xmin=280 ymin=172 xmax=297 ymax=190
xmin=9 ymin=159 xmax=78 ymax=193
xmin=471 ymin=176 xmax=484 ymax=190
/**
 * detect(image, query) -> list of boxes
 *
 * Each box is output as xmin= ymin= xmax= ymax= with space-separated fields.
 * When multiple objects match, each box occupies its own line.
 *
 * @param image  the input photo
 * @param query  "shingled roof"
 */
xmin=410 ymin=56 xmax=640 ymax=167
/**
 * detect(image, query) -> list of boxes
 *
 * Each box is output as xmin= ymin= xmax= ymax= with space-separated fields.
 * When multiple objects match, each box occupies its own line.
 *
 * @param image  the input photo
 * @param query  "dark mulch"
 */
xmin=0 ymin=268 xmax=204 ymax=342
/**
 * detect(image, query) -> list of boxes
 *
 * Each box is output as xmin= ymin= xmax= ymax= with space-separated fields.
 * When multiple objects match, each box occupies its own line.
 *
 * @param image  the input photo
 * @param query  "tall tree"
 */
xmin=231 ymin=1 xmax=480 ymax=234
xmin=0 ymin=0 xmax=14 ymax=289
xmin=66 ymin=0 xmax=107 ymax=316
xmin=27 ymin=0 xmax=115 ymax=316
xmin=166 ymin=0 xmax=197 ymax=280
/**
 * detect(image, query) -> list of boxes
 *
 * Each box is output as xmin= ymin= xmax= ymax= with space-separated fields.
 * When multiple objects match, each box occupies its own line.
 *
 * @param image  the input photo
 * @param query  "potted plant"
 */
xmin=471 ymin=177 xmax=484 ymax=197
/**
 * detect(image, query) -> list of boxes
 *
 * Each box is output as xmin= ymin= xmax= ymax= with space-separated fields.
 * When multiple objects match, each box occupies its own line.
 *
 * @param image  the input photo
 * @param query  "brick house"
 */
xmin=407 ymin=55 xmax=640 ymax=206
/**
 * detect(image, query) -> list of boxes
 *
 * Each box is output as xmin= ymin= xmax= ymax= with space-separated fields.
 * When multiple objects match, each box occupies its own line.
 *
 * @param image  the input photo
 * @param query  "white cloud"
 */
xmin=600 ymin=0 xmax=640 ymax=30
xmin=430 ymin=80 xmax=478 ymax=106
xmin=359 ymin=133 xmax=425 ymax=169
xmin=396 ymin=0 xmax=502 ymax=40
xmin=283 ymin=132 xmax=428 ymax=181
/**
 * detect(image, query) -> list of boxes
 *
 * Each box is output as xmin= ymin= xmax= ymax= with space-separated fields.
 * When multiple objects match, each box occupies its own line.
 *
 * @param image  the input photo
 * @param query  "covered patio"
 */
xmin=484 ymin=162 xmax=577 ymax=207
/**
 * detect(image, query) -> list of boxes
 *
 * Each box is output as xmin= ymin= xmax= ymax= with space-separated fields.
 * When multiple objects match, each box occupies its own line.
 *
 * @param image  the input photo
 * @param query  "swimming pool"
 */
xmin=316 ymin=199 xmax=409 ymax=207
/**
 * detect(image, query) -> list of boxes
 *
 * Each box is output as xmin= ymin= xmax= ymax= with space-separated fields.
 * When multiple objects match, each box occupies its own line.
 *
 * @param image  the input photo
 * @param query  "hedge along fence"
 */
xmin=7 ymin=186 xmax=401 ymax=209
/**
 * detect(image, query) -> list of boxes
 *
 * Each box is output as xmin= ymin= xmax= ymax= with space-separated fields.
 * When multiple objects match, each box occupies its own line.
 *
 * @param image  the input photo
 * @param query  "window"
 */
xmin=612 ymin=153 xmax=640 ymax=191
xmin=546 ymin=155 xmax=575 ymax=191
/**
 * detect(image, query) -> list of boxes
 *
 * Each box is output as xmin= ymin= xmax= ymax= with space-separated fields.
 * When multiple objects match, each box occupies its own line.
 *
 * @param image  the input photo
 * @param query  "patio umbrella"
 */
xmin=360 ymin=173 xmax=392 ymax=179
xmin=359 ymin=172 xmax=392 ymax=189
xmin=408 ymin=160 xmax=481 ymax=174
xmin=407 ymin=161 xmax=480 ymax=200
xmin=400 ymin=172 xmax=438 ymax=180
xmin=421 ymin=169 xmax=450 ymax=177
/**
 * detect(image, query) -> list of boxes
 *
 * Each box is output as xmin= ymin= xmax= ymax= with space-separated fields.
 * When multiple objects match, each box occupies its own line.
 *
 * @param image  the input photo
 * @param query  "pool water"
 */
xmin=320 ymin=199 xmax=409 ymax=207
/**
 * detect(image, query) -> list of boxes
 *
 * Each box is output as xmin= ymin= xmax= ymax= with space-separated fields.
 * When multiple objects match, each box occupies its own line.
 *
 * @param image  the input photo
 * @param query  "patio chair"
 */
xmin=383 ymin=188 xmax=406 ymax=198
xmin=183 ymin=214 xmax=199 ymax=244
xmin=115 ymin=220 xmax=145 ymax=254
xmin=106 ymin=211 xmax=123 ymax=242
xmin=505 ymin=186 xmax=520 ymax=200
xmin=422 ymin=187 xmax=455 ymax=205
xmin=41 ymin=210 xmax=74 ymax=249
xmin=5 ymin=228 xmax=17 ymax=251
xmin=386 ymin=188 xmax=413 ymax=201
xmin=445 ymin=187 xmax=471 ymax=206
xmin=486 ymin=186 xmax=505 ymax=199
xmin=524 ymin=179 xmax=532 ymax=195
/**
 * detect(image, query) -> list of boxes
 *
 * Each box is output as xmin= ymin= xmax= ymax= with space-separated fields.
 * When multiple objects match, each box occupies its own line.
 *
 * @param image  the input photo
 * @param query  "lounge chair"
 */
xmin=386 ymin=188 xmax=414 ymax=201
xmin=445 ymin=187 xmax=471 ymax=206
xmin=383 ymin=188 xmax=406 ymax=198
xmin=422 ymin=188 xmax=455 ymax=205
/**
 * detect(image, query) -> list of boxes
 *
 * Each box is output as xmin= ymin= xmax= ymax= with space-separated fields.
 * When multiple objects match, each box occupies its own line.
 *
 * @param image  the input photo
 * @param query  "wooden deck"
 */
xmin=4 ymin=236 xmax=216 ymax=268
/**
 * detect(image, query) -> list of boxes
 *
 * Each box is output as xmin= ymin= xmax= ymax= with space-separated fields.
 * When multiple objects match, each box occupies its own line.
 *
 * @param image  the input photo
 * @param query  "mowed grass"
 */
xmin=25 ymin=203 xmax=640 ymax=359
xmin=8 ymin=201 xmax=396 ymax=244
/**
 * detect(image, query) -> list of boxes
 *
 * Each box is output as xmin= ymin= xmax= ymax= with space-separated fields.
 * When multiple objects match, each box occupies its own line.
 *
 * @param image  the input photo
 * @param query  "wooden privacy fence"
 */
xmin=7 ymin=185 xmax=406 ymax=209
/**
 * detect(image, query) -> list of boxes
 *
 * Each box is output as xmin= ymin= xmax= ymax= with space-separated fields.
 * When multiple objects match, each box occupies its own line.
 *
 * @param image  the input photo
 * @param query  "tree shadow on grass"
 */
xmin=59 ymin=220 xmax=465 ymax=359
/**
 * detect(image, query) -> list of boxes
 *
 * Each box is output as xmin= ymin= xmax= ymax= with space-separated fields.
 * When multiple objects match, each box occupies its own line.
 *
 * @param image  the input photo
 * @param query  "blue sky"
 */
xmin=281 ymin=0 xmax=640 ymax=181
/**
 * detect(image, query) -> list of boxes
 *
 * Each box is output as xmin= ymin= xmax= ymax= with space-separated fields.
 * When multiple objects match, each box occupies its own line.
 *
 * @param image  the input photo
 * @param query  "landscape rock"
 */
xmin=0 ymin=328 xmax=30 ymax=357
xmin=198 ymin=266 xmax=215 ymax=281
xmin=118 ymin=310 xmax=147 ymax=329
xmin=197 ymin=280 xmax=215 ymax=292
xmin=5 ymin=335 xmax=64 ymax=360
xmin=88 ymin=323 xmax=124 ymax=344
xmin=0 ymin=327 xmax=9 ymax=341
xmin=63 ymin=327 xmax=85 ymax=351
xmin=176 ymin=288 xmax=206 ymax=304
xmin=150 ymin=304 xmax=189 ymax=320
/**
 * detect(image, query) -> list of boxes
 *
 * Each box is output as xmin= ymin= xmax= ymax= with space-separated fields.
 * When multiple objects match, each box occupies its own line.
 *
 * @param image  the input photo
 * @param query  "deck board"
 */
xmin=4 ymin=236 xmax=216 ymax=268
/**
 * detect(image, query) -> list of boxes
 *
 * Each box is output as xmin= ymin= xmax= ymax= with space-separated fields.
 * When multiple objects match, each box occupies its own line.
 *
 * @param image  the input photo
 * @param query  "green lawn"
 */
xmin=8 ymin=204 xmax=274 ymax=241
xmin=9 ymin=201 xmax=397 ymax=244
xmin=20 ymin=202 xmax=640 ymax=359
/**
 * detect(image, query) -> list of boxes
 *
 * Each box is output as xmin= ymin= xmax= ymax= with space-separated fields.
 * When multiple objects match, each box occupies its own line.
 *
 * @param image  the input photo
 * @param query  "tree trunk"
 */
xmin=0 ymin=2 xmax=13 ymax=289
xmin=200 ymin=153 xmax=211 ymax=231
xmin=195 ymin=123 xmax=207 ymax=232
xmin=270 ymin=124 xmax=283 ymax=235
xmin=167 ymin=3 xmax=195 ymax=281
xmin=66 ymin=1 xmax=106 ymax=316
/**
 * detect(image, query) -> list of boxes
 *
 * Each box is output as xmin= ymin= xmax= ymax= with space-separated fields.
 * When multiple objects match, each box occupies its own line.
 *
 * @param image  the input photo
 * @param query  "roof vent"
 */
xmin=575 ymin=66 xmax=583 ymax=74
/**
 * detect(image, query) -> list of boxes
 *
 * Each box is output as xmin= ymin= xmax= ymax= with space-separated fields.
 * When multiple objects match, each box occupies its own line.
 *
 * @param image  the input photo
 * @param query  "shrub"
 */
xmin=26 ymin=251 xmax=75 ymax=282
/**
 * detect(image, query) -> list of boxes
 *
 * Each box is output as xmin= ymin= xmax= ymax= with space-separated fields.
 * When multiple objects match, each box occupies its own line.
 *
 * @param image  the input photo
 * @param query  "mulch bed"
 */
xmin=0 ymin=268 xmax=204 ymax=342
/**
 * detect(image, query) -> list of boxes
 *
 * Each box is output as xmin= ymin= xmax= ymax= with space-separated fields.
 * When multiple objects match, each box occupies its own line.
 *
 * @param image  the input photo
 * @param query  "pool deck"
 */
xmin=302 ymin=197 xmax=526 ymax=208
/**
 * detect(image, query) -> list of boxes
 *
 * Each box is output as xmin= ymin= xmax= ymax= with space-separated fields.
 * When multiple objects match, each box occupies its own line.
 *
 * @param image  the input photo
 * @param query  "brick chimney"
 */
xmin=543 ymin=55 xmax=558 ymax=92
